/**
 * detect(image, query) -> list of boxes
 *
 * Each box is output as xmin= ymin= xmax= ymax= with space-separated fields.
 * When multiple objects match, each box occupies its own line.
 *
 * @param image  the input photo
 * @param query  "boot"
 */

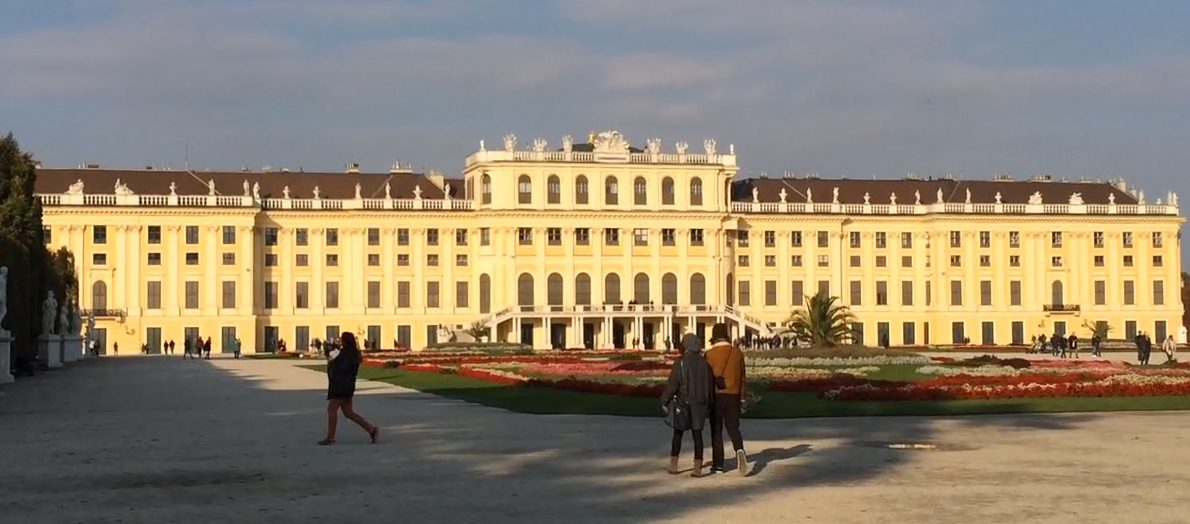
xmin=736 ymin=449 xmax=749 ymax=476
xmin=667 ymin=456 xmax=680 ymax=475
xmin=691 ymin=459 xmax=704 ymax=478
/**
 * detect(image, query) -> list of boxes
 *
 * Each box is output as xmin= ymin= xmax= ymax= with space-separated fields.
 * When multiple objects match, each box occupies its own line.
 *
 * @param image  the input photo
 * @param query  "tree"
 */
xmin=785 ymin=292 xmax=858 ymax=347
xmin=465 ymin=320 xmax=490 ymax=342
xmin=1082 ymin=320 xmax=1113 ymax=340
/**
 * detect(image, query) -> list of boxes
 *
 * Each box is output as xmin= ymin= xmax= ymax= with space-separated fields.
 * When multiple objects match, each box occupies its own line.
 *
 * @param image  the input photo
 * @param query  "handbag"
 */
xmin=664 ymin=361 xmax=693 ymax=431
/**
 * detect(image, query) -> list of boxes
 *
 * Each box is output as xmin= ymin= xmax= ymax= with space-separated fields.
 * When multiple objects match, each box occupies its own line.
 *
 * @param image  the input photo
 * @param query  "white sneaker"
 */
xmin=736 ymin=449 xmax=748 ymax=476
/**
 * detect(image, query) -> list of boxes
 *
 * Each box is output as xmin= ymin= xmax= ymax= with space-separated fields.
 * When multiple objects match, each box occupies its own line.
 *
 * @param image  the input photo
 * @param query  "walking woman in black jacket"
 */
xmin=661 ymin=333 xmax=715 ymax=477
xmin=319 ymin=332 xmax=379 ymax=445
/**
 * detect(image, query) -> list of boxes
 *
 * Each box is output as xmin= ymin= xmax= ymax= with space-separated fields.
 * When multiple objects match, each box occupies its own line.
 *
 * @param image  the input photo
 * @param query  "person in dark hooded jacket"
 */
xmin=661 ymin=333 xmax=715 ymax=477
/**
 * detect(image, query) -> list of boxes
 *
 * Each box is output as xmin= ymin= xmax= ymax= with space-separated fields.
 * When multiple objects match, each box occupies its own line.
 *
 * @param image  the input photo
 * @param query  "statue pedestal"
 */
xmin=0 ymin=330 xmax=14 ymax=384
xmin=38 ymin=335 xmax=63 ymax=369
xmin=63 ymin=335 xmax=83 ymax=363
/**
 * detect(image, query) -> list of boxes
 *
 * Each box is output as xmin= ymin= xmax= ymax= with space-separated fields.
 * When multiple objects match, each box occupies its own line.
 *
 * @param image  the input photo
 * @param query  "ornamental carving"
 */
xmin=592 ymin=131 xmax=629 ymax=154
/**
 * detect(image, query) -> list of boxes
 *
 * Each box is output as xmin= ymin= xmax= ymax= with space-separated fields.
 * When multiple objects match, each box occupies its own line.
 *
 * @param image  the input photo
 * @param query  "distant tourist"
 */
xmin=1091 ymin=334 xmax=1102 ymax=357
xmin=113 ymin=342 xmax=118 ymax=356
xmin=168 ymin=339 xmax=175 ymax=355
xmin=1163 ymin=335 xmax=1177 ymax=363
xmin=661 ymin=333 xmax=714 ymax=477
xmin=319 ymin=332 xmax=379 ymax=446
xmin=705 ymin=323 xmax=749 ymax=476
xmin=203 ymin=337 xmax=212 ymax=360
xmin=233 ymin=338 xmax=242 ymax=359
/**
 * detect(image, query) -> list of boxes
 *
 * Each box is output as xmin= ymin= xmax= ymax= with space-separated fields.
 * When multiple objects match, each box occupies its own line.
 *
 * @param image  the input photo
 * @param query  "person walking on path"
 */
xmin=1091 ymin=334 xmax=1102 ymax=358
xmin=661 ymin=333 xmax=714 ymax=477
xmin=233 ymin=338 xmax=242 ymax=359
xmin=1163 ymin=335 xmax=1177 ymax=363
xmin=203 ymin=337 xmax=212 ymax=360
xmin=705 ymin=323 xmax=749 ymax=476
xmin=319 ymin=332 xmax=379 ymax=446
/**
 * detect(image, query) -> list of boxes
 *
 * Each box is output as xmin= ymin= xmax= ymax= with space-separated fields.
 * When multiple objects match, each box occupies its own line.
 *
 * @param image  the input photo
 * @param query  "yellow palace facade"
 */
xmin=35 ymin=131 xmax=1185 ymax=354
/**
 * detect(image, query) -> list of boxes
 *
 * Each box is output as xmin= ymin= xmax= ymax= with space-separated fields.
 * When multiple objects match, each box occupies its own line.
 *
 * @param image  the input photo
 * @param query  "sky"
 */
xmin=1 ymin=0 xmax=1188 ymax=265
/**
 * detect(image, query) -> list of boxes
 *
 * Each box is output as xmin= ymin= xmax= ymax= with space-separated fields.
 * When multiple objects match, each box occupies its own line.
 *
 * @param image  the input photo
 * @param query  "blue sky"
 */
xmin=2 ymin=0 xmax=1188 ymax=265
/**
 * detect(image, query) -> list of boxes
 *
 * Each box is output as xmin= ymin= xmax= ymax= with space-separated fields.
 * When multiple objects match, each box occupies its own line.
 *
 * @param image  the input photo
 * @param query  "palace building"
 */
xmin=34 ymin=131 xmax=1186 ymax=354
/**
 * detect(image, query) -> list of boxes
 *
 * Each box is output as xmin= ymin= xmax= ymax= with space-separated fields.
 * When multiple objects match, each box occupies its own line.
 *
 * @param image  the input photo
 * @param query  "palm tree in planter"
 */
xmin=786 ymin=292 xmax=858 ymax=347
xmin=465 ymin=320 xmax=491 ymax=343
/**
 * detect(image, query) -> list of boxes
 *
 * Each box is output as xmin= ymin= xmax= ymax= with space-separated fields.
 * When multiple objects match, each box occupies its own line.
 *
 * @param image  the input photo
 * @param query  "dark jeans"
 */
xmin=671 ymin=429 xmax=704 ymax=460
xmin=711 ymin=394 xmax=745 ymax=467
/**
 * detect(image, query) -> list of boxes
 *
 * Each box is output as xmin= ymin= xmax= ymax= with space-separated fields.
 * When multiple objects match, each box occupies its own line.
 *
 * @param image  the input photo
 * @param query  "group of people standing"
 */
xmin=1135 ymin=332 xmax=1178 ymax=365
xmin=1029 ymin=333 xmax=1093 ymax=358
xmin=661 ymin=323 xmax=748 ymax=478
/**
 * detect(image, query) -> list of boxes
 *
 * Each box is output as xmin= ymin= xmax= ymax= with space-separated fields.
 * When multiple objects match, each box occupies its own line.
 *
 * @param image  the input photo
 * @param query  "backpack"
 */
xmin=664 ymin=360 xmax=693 ymax=431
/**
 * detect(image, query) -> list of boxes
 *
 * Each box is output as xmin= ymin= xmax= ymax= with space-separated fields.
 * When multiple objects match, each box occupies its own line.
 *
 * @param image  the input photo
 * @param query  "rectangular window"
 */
xmin=296 ymin=254 xmax=308 ymax=267
xmin=849 ymin=231 xmax=861 ymax=248
xmin=791 ymin=280 xmax=804 ymax=306
xmin=901 ymin=281 xmax=914 ymax=306
xmin=1051 ymin=256 xmax=1063 ymax=267
xmin=397 ymin=281 xmax=410 ymax=308
xmin=817 ymin=231 xmax=829 ymax=248
xmin=221 ymin=281 xmax=236 ymax=309
xmin=363 ymin=228 xmax=378 ymax=246
xmin=1153 ymin=280 xmax=1165 ymax=305
xmin=222 ymin=253 xmax=235 ymax=265
xmin=455 ymin=229 xmax=468 ymax=246
xmin=265 ymin=281 xmax=278 ymax=310
xmin=980 ymin=280 xmax=992 ymax=306
xmin=662 ymin=229 xmax=676 ymax=246
xmin=1123 ymin=232 xmax=1133 ymax=247
xmin=926 ymin=281 xmax=931 ymax=306
xmin=1010 ymin=281 xmax=1022 ymax=306
xmin=605 ymin=228 xmax=619 ymax=245
xmin=738 ymin=255 xmax=749 ymax=267
xmin=295 ymin=228 xmax=308 ymax=246
xmin=949 ymin=231 xmax=961 ymax=248
xmin=43 ymin=226 xmax=51 ymax=245
xmin=1153 ymin=255 xmax=1163 ymax=267
xmin=264 ymin=227 xmax=278 ymax=246
xmin=92 ymin=253 xmax=107 ymax=265
xmin=1123 ymin=255 xmax=1133 ymax=267
xmin=295 ymin=282 xmax=309 ymax=309
xmin=426 ymin=229 xmax=439 ymax=246
xmin=982 ymin=321 xmax=995 ymax=345
xmin=367 ymin=254 xmax=380 ymax=266
xmin=950 ymin=255 xmax=961 ymax=267
xmin=397 ymin=254 xmax=409 ymax=266
xmin=901 ymin=232 xmax=912 ymax=249
xmin=1093 ymin=231 xmax=1104 ymax=248
xmin=1009 ymin=231 xmax=1020 ymax=247
xmin=147 ymin=225 xmax=161 ymax=244
xmin=875 ymin=256 xmax=887 ymax=268
xmin=977 ymin=231 xmax=989 ymax=248
xmin=902 ymin=322 xmax=916 ymax=345
xmin=875 ymin=232 xmax=887 ymax=249
xmin=397 ymin=325 xmax=411 ymax=349
xmin=1010 ymin=255 xmax=1020 ymax=267
xmin=480 ymin=227 xmax=491 ymax=246
xmin=850 ymin=281 xmax=862 ymax=306
xmin=1094 ymin=281 xmax=1106 ymax=305
xmin=325 ymin=281 xmax=339 ymax=309
xmin=222 ymin=226 xmax=236 ymax=245
xmin=1156 ymin=320 xmax=1168 ymax=343
xmin=1153 ymin=232 xmax=1163 ymax=248
xmin=185 ymin=281 xmax=199 ymax=309
xmin=1125 ymin=320 xmax=1137 ymax=340
xmin=93 ymin=225 xmax=107 ymax=244
xmin=575 ymin=228 xmax=590 ymax=245
xmin=690 ymin=229 xmax=704 ymax=246
xmin=738 ymin=280 xmax=750 ymax=306
xmin=326 ymin=254 xmax=339 ymax=267
xmin=1093 ymin=255 xmax=1104 ymax=267
xmin=817 ymin=280 xmax=829 ymax=296
xmin=426 ymin=325 xmax=439 ymax=346
xmin=901 ymin=256 xmax=913 ymax=268
xmin=791 ymin=231 xmax=803 ymax=247
xmin=427 ymin=281 xmax=440 ymax=308
xmin=764 ymin=280 xmax=777 ymax=306
xmin=324 ymin=228 xmax=338 ymax=246
xmin=876 ymin=281 xmax=888 ymax=306
xmin=950 ymin=280 xmax=963 ymax=306
xmin=1123 ymin=280 xmax=1135 ymax=305
xmin=265 ymin=253 xmax=278 ymax=267
xmin=146 ymin=281 xmax=162 ymax=310
xmin=952 ymin=321 xmax=966 ymax=344
xmin=397 ymin=228 xmax=409 ymax=246
xmin=849 ymin=255 xmax=861 ymax=267
xmin=294 ymin=326 xmax=310 ymax=351
xmin=456 ymin=281 xmax=469 ymax=308
xmin=791 ymin=255 xmax=803 ymax=267
xmin=548 ymin=228 xmax=562 ymax=246
xmin=326 ymin=326 xmax=340 ymax=342
xmin=764 ymin=230 xmax=776 ymax=247
xmin=764 ymin=255 xmax=776 ymax=267
xmin=1011 ymin=321 xmax=1025 ymax=345
xmin=817 ymin=255 xmax=829 ymax=267
xmin=367 ymin=281 xmax=381 ymax=309
xmin=518 ymin=228 xmax=533 ymax=245
xmin=1051 ymin=231 xmax=1062 ymax=247
xmin=426 ymin=254 xmax=439 ymax=266
xmin=737 ymin=230 xmax=749 ymax=247
xmin=851 ymin=322 xmax=864 ymax=346
xmin=456 ymin=254 xmax=468 ymax=266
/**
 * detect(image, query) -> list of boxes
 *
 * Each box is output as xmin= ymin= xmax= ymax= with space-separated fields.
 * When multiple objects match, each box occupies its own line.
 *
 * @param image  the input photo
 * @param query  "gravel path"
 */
xmin=2 ymin=356 xmax=1188 ymax=523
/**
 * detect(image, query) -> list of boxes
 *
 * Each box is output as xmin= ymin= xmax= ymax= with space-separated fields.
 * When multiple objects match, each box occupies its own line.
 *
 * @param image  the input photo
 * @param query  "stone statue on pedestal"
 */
xmin=70 ymin=303 xmax=82 ymax=336
xmin=58 ymin=305 xmax=69 ymax=336
xmin=914 ymin=190 xmax=921 ymax=205
xmin=42 ymin=290 xmax=58 ymax=335
xmin=252 ymin=182 xmax=261 ymax=200
xmin=751 ymin=187 xmax=759 ymax=203
xmin=779 ymin=188 xmax=787 ymax=203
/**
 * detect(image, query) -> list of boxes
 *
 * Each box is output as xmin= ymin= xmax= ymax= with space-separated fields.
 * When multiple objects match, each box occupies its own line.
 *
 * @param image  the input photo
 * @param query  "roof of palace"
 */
xmin=35 ymin=167 xmax=463 ymax=200
xmin=732 ymin=176 xmax=1141 ymax=205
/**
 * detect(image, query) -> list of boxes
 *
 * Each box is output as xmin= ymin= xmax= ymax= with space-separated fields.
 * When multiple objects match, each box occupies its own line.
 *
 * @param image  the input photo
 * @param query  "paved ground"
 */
xmin=3 ymin=356 xmax=1189 ymax=524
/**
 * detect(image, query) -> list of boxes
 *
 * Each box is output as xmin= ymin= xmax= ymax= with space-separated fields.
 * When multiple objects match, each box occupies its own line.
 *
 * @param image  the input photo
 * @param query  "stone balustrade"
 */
xmin=729 ymin=201 xmax=1180 ymax=216
xmin=465 ymin=149 xmax=736 ymax=167
xmin=36 ymin=193 xmax=474 ymax=211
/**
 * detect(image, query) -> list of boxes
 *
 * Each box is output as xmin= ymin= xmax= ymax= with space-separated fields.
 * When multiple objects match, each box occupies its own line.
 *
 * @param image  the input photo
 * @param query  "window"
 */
xmin=764 ymin=280 xmax=777 ymax=306
xmin=850 ymin=281 xmax=862 ymax=306
xmin=1094 ymin=255 xmax=1104 ymax=267
xmin=1153 ymin=255 xmax=1164 ymax=267
xmin=427 ymin=281 xmax=440 ymax=308
xmin=817 ymin=255 xmax=829 ymax=267
xmin=1094 ymin=281 xmax=1106 ymax=305
xmin=397 ymin=282 xmax=410 ymax=308
xmin=480 ymin=228 xmax=490 ymax=246
xmin=296 ymin=254 xmax=308 ymax=267
xmin=1093 ymin=231 xmax=1104 ymax=248
xmin=605 ymin=228 xmax=619 ymax=246
xmin=1051 ymin=231 xmax=1062 ymax=247
xmin=1051 ymin=256 xmax=1063 ymax=267
xmin=92 ymin=253 xmax=107 ymax=265
xmin=791 ymin=231 xmax=803 ymax=247
xmin=661 ymin=177 xmax=675 ymax=205
xmin=397 ymin=229 xmax=409 ymax=246
xmin=605 ymin=177 xmax=619 ymax=205
xmin=1125 ymin=320 xmax=1137 ymax=340
xmin=93 ymin=225 xmax=107 ymax=244
xmin=43 ymin=226 xmax=51 ymax=245
xmin=764 ymin=255 xmax=776 ymax=267
xmin=548 ymin=228 xmax=563 ymax=246
xmin=518 ymin=228 xmax=533 ymax=245
xmin=576 ymin=176 xmax=589 ymax=204
xmin=326 ymin=228 xmax=338 ymax=246
xmin=980 ymin=280 xmax=992 ymax=306
xmin=982 ymin=321 xmax=995 ymax=345
xmin=295 ymin=282 xmax=309 ymax=309
xmin=147 ymin=252 xmax=161 ymax=266
xmin=738 ymin=255 xmax=749 ymax=267
xmin=426 ymin=229 xmax=439 ymax=246
xmin=791 ymin=280 xmax=804 ymax=305
xmin=223 ymin=279 xmax=236 ymax=309
xmin=518 ymin=175 xmax=532 ymax=204
xmin=952 ymin=322 xmax=966 ymax=344
xmin=222 ymin=253 xmax=235 ymax=265
xmin=1123 ymin=232 xmax=1133 ymax=247
xmin=456 ymin=254 xmax=468 ymax=266
xmin=1012 ymin=321 xmax=1025 ymax=345
xmin=949 ymin=231 xmax=961 ymax=248
xmin=817 ymin=231 xmax=829 ymax=248
xmin=547 ymin=175 xmax=561 ymax=204
xmin=950 ymin=255 xmax=961 ymax=267
xmin=901 ymin=256 xmax=913 ymax=268
xmin=185 ymin=253 xmax=199 ymax=265
xmin=367 ymin=281 xmax=380 ymax=309
xmin=1156 ymin=320 xmax=1168 ymax=342
xmin=690 ymin=229 xmax=704 ymax=246
xmin=902 ymin=322 xmax=916 ymax=345
xmin=575 ymin=228 xmax=590 ymax=245
xmin=367 ymin=254 xmax=380 ymax=266
xmin=295 ymin=228 xmax=308 ymax=246
xmin=1153 ymin=232 xmax=1163 ymax=248
xmin=901 ymin=281 xmax=913 ymax=306
xmin=817 ymin=280 xmax=830 ymax=296
xmin=849 ymin=232 xmax=861 ymax=248
xmin=791 ymin=255 xmax=803 ymax=267
xmin=876 ymin=281 xmax=888 ymax=306
xmin=455 ymin=229 xmax=468 ymax=246
xmin=427 ymin=254 xmax=439 ymax=266
xmin=662 ymin=229 xmax=676 ymax=246
xmin=222 ymin=226 xmax=236 ymax=245
xmin=185 ymin=281 xmax=199 ymax=309
xmin=851 ymin=323 xmax=864 ymax=345
xmin=325 ymin=282 xmax=339 ymax=309
xmin=737 ymin=230 xmax=749 ymax=247
xmin=147 ymin=226 xmax=161 ymax=244
xmin=738 ymin=280 xmax=750 ymax=306
xmin=366 ymin=228 xmax=380 ymax=246
xmin=764 ymin=230 xmax=776 ymax=247
xmin=146 ymin=281 xmax=162 ymax=310
xmin=1154 ymin=280 xmax=1165 ymax=305
xmin=1010 ymin=255 xmax=1020 ymax=267
xmin=978 ymin=231 xmax=990 ymax=248
xmin=326 ymin=254 xmax=339 ymax=267
xmin=397 ymin=325 xmax=412 ymax=349
xmin=1123 ymin=255 xmax=1134 ymax=267
xmin=634 ymin=177 xmax=647 ymax=205
xmin=294 ymin=326 xmax=310 ymax=351
xmin=849 ymin=255 xmax=861 ymax=267
xmin=901 ymin=232 xmax=912 ymax=249
xmin=689 ymin=177 xmax=703 ymax=206
xmin=265 ymin=282 xmax=278 ymax=309
xmin=481 ymin=174 xmax=492 ymax=204
xmin=875 ymin=232 xmax=887 ymax=248
xmin=265 ymin=227 xmax=278 ymax=246
xmin=979 ymin=255 xmax=990 ymax=267
xmin=1010 ymin=281 xmax=1022 ymax=306
xmin=950 ymin=280 xmax=963 ymax=306
xmin=1009 ymin=231 xmax=1020 ymax=247
xmin=1123 ymin=280 xmax=1135 ymax=305
xmin=456 ymin=281 xmax=469 ymax=308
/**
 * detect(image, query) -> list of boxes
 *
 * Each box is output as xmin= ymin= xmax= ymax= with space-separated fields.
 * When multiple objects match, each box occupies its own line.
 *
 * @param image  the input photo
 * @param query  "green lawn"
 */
xmin=300 ymin=365 xmax=1190 ymax=418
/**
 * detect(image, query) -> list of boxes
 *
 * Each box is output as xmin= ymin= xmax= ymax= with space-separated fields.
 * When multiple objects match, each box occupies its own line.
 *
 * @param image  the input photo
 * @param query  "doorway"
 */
xmin=146 ymin=327 xmax=162 ymax=354
xmin=582 ymin=323 xmax=595 ymax=349
xmin=264 ymin=326 xmax=279 ymax=353
xmin=93 ymin=328 xmax=108 ymax=355
xmin=612 ymin=322 xmax=625 ymax=349
xmin=642 ymin=322 xmax=655 ymax=350
xmin=184 ymin=327 xmax=200 ymax=352
xmin=550 ymin=322 xmax=566 ymax=350
xmin=520 ymin=322 xmax=534 ymax=347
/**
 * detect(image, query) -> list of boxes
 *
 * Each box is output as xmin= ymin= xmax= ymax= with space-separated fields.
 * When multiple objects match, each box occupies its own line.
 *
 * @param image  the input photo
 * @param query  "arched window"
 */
xmin=661 ymin=177 xmax=675 ymax=205
xmin=605 ymin=176 xmax=619 ymax=205
xmin=547 ymin=273 xmax=564 ymax=306
xmin=690 ymin=177 xmax=703 ymax=206
xmin=575 ymin=273 xmax=592 ymax=305
xmin=481 ymin=174 xmax=492 ymax=204
xmin=479 ymin=274 xmax=491 ymax=313
xmin=725 ymin=272 xmax=734 ymax=306
xmin=547 ymin=175 xmax=561 ymax=204
xmin=575 ymin=175 xmax=589 ymax=205
xmin=690 ymin=273 xmax=706 ymax=305
xmin=1052 ymin=280 xmax=1064 ymax=306
xmin=604 ymin=273 xmax=621 ymax=304
xmin=517 ymin=273 xmax=535 ymax=306
xmin=634 ymin=176 xmax=648 ymax=205
xmin=91 ymin=280 xmax=108 ymax=311
xmin=517 ymin=175 xmax=532 ymax=204
xmin=633 ymin=272 xmax=650 ymax=304
xmin=661 ymin=273 xmax=678 ymax=304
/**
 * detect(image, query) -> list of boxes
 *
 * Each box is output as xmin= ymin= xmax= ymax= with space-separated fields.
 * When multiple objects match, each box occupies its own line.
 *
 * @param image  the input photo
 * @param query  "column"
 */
xmin=312 ymin=228 xmax=325 ymax=312
xmin=203 ymin=225 xmax=219 ymax=316
xmin=280 ymin=228 xmax=294 ymax=315
xmin=166 ymin=226 xmax=181 ymax=314
xmin=239 ymin=226 xmax=254 ymax=315
xmin=412 ymin=229 xmax=424 ymax=311
xmin=382 ymin=227 xmax=395 ymax=314
xmin=678 ymin=229 xmax=690 ymax=305
xmin=126 ymin=225 xmax=141 ymax=315
xmin=114 ymin=224 xmax=128 ymax=309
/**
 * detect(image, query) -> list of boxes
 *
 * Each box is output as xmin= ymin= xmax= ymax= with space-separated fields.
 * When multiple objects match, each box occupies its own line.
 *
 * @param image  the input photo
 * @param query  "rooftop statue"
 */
xmin=890 ymin=192 xmax=897 ymax=205
xmin=384 ymin=183 xmax=391 ymax=199
xmin=444 ymin=183 xmax=452 ymax=200
xmin=703 ymin=138 xmax=716 ymax=155
xmin=646 ymin=137 xmax=661 ymax=155
xmin=114 ymin=179 xmax=134 ymax=196
xmin=965 ymin=188 xmax=972 ymax=204
xmin=936 ymin=188 xmax=944 ymax=204
xmin=413 ymin=185 xmax=422 ymax=199
xmin=729 ymin=144 xmax=735 ymax=155
xmin=208 ymin=179 xmax=216 ymax=196
xmin=863 ymin=192 xmax=870 ymax=205
xmin=169 ymin=181 xmax=177 ymax=196
xmin=1068 ymin=192 xmax=1084 ymax=205
xmin=779 ymin=187 xmax=787 ymax=203
xmin=1108 ymin=193 xmax=1116 ymax=205
xmin=562 ymin=135 xmax=573 ymax=153
xmin=914 ymin=190 xmax=921 ymax=205
xmin=752 ymin=186 xmax=759 ymax=203
xmin=479 ymin=139 xmax=486 ymax=152
xmin=66 ymin=179 xmax=85 ymax=195
xmin=243 ymin=179 xmax=250 ymax=197
xmin=532 ymin=138 xmax=548 ymax=153
xmin=282 ymin=185 xmax=290 ymax=199
xmin=1028 ymin=191 xmax=1043 ymax=205
xmin=593 ymin=131 xmax=629 ymax=154
xmin=831 ymin=187 xmax=839 ymax=204
xmin=252 ymin=182 xmax=260 ymax=200
xmin=312 ymin=186 xmax=321 ymax=199
xmin=995 ymin=192 xmax=1002 ymax=204
xmin=355 ymin=183 xmax=362 ymax=200
xmin=805 ymin=188 xmax=813 ymax=204
xmin=1171 ymin=192 xmax=1179 ymax=207
xmin=503 ymin=134 xmax=517 ymax=152
xmin=675 ymin=141 xmax=689 ymax=155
